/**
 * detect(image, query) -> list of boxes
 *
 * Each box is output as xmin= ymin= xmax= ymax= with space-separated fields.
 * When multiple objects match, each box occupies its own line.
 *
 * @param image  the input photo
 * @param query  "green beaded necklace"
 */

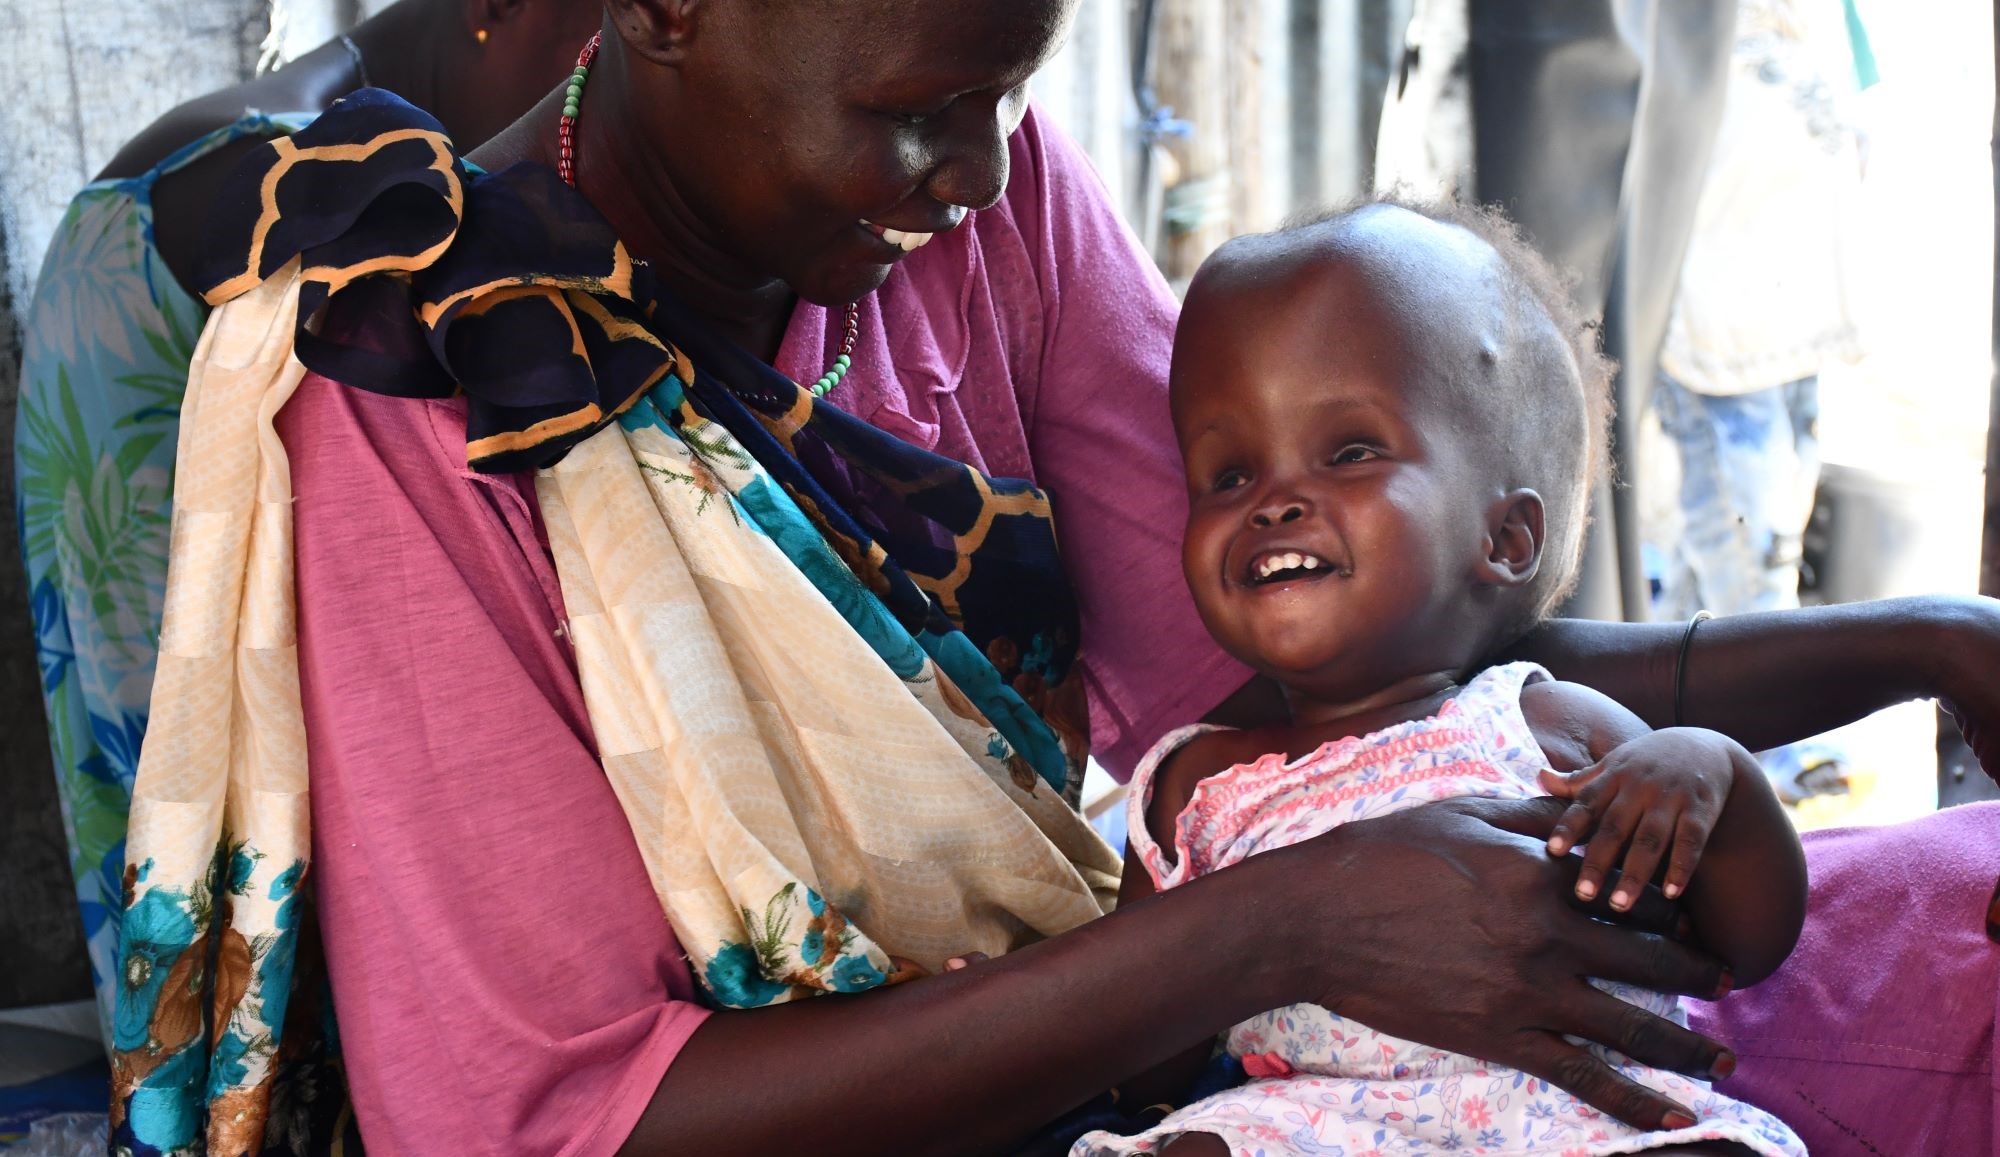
xmin=557 ymin=34 xmax=861 ymax=399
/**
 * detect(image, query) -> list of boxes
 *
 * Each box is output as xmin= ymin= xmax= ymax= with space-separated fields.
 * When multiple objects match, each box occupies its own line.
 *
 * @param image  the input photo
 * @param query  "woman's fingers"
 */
xmin=1574 ymin=917 xmax=1730 ymax=1001
xmin=1550 ymin=980 xmax=1734 ymax=1083
xmin=1509 ymin=1031 xmax=1702 ymax=1132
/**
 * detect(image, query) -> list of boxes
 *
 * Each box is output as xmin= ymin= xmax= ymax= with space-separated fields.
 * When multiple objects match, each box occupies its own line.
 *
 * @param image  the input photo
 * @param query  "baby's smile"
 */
xmin=1246 ymin=547 xmax=1342 ymax=588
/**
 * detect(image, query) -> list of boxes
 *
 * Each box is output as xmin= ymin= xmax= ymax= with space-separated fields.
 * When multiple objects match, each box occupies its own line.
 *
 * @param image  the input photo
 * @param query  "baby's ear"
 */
xmin=1476 ymin=489 xmax=1544 ymax=589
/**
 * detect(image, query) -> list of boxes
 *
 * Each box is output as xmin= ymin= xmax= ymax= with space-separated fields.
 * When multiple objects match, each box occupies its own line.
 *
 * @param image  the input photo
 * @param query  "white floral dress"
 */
xmin=1075 ymin=663 xmax=1805 ymax=1157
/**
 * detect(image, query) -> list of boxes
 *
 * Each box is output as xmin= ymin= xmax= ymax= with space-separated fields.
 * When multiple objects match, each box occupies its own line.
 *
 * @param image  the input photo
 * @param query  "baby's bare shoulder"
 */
xmin=1144 ymin=729 xmax=1277 ymax=857
xmin=1519 ymin=678 xmax=1651 ymax=771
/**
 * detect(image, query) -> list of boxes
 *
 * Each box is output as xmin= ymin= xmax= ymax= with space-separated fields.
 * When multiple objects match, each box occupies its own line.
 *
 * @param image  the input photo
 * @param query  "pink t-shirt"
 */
xmin=281 ymin=107 xmax=1247 ymax=1157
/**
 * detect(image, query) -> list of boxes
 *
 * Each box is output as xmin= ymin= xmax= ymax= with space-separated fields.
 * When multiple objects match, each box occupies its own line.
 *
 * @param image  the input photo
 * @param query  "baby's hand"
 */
xmin=1537 ymin=728 xmax=1744 ymax=912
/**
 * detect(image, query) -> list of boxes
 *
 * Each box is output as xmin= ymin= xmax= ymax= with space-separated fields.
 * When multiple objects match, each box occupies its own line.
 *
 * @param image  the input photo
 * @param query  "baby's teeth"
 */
xmin=1302 ymin=556 xmax=1320 ymax=570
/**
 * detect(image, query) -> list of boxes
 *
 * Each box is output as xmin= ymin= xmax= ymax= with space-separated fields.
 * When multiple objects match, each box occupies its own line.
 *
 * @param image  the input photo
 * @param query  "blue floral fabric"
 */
xmin=13 ymin=111 xmax=315 ymax=1050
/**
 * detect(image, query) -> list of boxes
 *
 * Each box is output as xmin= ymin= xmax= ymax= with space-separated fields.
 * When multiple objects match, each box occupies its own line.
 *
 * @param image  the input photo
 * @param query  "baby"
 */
xmin=1076 ymin=201 xmax=1809 ymax=1157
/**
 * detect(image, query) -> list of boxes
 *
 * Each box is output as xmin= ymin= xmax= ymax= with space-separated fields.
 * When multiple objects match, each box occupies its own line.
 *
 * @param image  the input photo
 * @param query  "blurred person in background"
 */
xmin=1645 ymin=0 xmax=1876 ymax=804
xmin=10 ymin=0 xmax=601 ymax=1050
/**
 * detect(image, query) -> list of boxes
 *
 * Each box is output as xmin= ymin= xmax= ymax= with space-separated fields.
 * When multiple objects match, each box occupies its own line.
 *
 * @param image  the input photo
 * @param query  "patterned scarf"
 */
xmin=111 ymin=90 xmax=1119 ymax=1156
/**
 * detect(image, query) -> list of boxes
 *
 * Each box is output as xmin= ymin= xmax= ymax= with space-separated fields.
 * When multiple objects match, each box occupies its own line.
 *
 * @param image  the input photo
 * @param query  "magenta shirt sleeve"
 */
xmin=281 ymin=371 xmax=709 ymax=1157
xmin=1009 ymin=110 xmax=1253 ymax=779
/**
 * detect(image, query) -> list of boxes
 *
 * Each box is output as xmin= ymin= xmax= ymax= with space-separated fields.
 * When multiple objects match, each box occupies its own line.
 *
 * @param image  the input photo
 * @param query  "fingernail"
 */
xmin=1663 ymin=1109 xmax=1697 ymax=1130
xmin=1611 ymin=888 xmax=1632 ymax=910
xmin=1576 ymin=880 xmax=1597 ymax=900
xmin=1710 ymin=1051 xmax=1737 ymax=1080
xmin=1712 ymin=970 xmax=1735 ymax=1000
xmin=1547 ymin=837 xmax=1566 ymax=854
xmin=945 ymin=957 xmax=967 ymax=971
xmin=1663 ymin=883 xmax=1682 ymax=899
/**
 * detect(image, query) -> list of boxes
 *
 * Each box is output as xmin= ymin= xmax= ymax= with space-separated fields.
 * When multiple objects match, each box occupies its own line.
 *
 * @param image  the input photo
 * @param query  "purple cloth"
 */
xmin=1690 ymin=802 xmax=2000 ymax=1154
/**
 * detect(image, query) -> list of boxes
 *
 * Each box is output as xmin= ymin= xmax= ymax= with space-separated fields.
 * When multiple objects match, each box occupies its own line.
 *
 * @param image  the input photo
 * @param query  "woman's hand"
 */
xmin=1276 ymin=795 xmax=1733 ymax=1133
xmin=1539 ymin=728 xmax=1747 ymax=910
xmin=1931 ymin=595 xmax=2000 ymax=782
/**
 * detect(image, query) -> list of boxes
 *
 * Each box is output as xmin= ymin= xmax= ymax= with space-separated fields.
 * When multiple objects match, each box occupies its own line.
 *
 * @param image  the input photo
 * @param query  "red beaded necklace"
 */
xmin=557 ymin=33 xmax=860 ymax=397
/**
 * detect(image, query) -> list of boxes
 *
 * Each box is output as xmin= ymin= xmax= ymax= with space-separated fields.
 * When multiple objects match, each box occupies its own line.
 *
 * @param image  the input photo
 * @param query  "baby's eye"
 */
xmin=1212 ymin=468 xmax=1248 ymax=492
xmin=1330 ymin=445 xmax=1379 ymax=465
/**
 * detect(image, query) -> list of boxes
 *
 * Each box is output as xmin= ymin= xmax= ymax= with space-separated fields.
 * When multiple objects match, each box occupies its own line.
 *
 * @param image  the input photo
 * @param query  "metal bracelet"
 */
xmin=1673 ymin=610 xmax=1714 ymax=727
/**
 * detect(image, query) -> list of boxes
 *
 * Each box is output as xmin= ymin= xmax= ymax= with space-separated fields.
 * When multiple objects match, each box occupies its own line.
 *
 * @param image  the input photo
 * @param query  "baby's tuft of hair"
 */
xmin=1277 ymin=193 xmax=1617 ymax=639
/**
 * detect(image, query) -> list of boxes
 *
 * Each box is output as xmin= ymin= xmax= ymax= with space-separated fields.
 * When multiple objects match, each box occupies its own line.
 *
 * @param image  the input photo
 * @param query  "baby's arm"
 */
xmin=1521 ymin=680 xmax=1808 ymax=985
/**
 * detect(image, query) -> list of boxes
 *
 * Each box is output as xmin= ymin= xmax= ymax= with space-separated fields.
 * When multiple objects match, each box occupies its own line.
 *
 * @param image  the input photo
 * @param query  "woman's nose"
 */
xmin=927 ymin=110 xmax=1013 ymax=212
xmin=1249 ymin=495 xmax=1310 ymax=528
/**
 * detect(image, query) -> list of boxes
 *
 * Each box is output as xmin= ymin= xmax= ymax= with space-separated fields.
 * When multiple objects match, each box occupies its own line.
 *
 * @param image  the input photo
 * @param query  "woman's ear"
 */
xmin=1476 ymin=488 xmax=1544 ymax=589
xmin=601 ymin=0 xmax=701 ymax=64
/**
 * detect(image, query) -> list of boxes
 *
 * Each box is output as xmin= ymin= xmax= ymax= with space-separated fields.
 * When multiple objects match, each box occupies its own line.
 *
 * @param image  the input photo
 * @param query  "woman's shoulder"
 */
xmin=97 ymin=49 xmax=346 ymax=183
xmin=94 ymin=66 xmax=335 ymax=297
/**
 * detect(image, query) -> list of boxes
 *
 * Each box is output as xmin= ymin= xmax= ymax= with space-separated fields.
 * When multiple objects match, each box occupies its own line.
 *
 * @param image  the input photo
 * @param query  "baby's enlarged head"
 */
xmin=1171 ymin=197 xmax=1612 ymax=691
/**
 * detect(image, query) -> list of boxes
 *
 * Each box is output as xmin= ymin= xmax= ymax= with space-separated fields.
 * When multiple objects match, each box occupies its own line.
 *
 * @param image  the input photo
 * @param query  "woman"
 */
xmin=111 ymin=0 xmax=2000 ymax=1154
xmin=12 ymin=0 xmax=600 ymax=1049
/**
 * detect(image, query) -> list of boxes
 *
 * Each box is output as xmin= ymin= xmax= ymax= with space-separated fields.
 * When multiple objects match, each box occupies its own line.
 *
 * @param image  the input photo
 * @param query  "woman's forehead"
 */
xmin=755 ymin=0 xmax=1075 ymax=91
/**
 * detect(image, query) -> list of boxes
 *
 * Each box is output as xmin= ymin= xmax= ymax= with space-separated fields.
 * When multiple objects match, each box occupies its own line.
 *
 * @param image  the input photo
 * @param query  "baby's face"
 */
xmin=1170 ymin=225 xmax=1506 ymax=697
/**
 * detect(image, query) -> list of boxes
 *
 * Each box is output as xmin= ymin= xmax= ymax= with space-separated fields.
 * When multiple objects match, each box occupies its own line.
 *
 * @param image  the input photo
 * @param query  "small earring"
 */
xmin=475 ymin=27 xmax=489 ymax=44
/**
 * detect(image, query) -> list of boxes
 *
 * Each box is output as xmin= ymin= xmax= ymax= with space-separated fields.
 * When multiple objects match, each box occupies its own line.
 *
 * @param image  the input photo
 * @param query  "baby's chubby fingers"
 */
xmin=1661 ymin=810 xmax=1718 ymax=900
xmin=1537 ymin=767 xmax=1607 ymax=857
xmin=1610 ymin=808 xmax=1677 ymax=912
xmin=1574 ymin=791 xmax=1637 ymax=903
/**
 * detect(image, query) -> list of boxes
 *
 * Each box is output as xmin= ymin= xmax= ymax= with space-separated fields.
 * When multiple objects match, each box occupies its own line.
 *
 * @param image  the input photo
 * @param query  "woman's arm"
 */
xmin=1507 ymin=595 xmax=2000 ymax=755
xmin=1098 ymin=737 xmax=1249 ymax=1112
xmin=627 ymin=793 xmax=1739 ymax=1157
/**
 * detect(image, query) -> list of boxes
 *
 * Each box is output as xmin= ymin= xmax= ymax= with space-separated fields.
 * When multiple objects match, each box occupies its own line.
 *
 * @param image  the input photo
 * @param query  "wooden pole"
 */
xmin=1985 ymin=0 xmax=2000 ymax=598
xmin=1154 ymin=0 xmax=1232 ymax=284
xmin=1225 ymin=0 xmax=1266 ymax=234
xmin=1940 ymin=0 xmax=2000 ymax=807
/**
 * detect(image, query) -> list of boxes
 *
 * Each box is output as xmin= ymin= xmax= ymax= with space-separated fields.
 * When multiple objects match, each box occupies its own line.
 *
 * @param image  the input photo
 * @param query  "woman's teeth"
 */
xmin=1255 ymin=552 xmax=1325 ymax=580
xmin=861 ymin=220 xmax=933 ymax=251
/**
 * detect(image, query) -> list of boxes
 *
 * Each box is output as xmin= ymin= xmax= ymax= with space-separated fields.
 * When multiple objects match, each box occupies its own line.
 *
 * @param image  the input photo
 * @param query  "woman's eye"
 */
xmin=1331 ymin=445 xmax=1378 ymax=465
xmin=882 ymin=103 xmax=950 ymax=127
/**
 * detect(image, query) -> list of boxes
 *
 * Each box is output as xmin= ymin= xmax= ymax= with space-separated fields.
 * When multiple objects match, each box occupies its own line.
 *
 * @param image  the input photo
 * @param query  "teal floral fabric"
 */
xmin=13 ymin=112 xmax=314 ymax=1049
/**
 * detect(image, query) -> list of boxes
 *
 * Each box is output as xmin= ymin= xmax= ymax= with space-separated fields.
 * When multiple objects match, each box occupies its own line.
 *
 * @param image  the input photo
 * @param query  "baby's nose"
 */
xmin=1249 ymin=497 xmax=1309 ymax=528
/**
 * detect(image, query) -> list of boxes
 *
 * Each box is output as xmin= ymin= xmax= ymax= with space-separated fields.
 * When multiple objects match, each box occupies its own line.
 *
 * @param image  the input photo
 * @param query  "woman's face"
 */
xmin=638 ymin=0 xmax=1076 ymax=305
